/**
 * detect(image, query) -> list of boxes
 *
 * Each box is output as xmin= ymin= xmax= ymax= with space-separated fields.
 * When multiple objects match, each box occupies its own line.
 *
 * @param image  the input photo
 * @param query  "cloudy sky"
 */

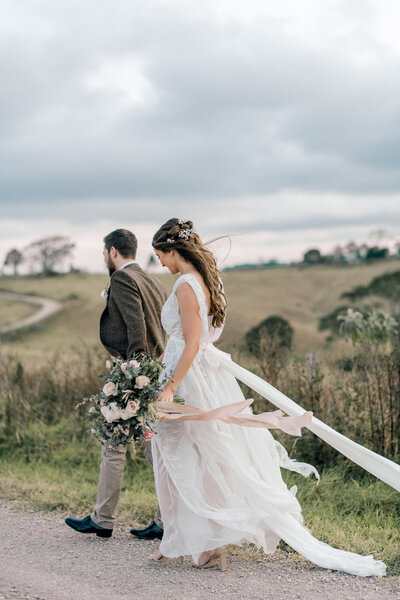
xmin=1 ymin=0 xmax=400 ymax=271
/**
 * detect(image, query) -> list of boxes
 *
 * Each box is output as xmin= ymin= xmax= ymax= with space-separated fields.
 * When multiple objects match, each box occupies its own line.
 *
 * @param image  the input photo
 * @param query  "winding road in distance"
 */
xmin=0 ymin=290 xmax=63 ymax=335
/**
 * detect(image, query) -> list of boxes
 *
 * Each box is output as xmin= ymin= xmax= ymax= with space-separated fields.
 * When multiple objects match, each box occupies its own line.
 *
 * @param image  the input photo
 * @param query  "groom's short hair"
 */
xmin=103 ymin=229 xmax=138 ymax=258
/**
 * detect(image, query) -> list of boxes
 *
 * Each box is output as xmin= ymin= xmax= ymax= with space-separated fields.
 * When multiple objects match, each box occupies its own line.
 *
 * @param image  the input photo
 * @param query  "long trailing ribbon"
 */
xmin=155 ymin=398 xmax=313 ymax=436
xmin=204 ymin=345 xmax=400 ymax=494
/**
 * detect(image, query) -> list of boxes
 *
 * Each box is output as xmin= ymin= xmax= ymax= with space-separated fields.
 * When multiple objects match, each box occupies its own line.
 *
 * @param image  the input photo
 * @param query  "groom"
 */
xmin=65 ymin=229 xmax=167 ymax=540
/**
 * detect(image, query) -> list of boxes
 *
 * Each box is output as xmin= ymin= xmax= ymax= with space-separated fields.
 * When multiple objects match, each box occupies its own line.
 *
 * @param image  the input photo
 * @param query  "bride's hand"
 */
xmin=157 ymin=382 xmax=175 ymax=403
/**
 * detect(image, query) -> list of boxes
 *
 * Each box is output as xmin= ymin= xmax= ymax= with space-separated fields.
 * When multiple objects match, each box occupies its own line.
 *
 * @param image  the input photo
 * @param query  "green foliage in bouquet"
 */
xmin=80 ymin=354 xmax=166 ymax=449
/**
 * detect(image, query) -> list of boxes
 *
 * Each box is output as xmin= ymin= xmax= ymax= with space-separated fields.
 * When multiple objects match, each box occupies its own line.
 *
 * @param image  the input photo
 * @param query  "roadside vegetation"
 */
xmin=0 ymin=264 xmax=399 ymax=574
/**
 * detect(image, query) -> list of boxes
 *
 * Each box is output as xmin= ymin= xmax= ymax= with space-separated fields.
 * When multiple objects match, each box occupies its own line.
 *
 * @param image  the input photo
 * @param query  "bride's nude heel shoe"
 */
xmin=149 ymin=552 xmax=168 ymax=564
xmin=194 ymin=548 xmax=227 ymax=572
xmin=149 ymin=552 xmax=184 ymax=565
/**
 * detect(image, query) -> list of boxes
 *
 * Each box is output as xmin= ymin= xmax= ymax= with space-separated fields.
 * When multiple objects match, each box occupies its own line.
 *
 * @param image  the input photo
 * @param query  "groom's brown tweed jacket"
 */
xmin=100 ymin=263 xmax=168 ymax=360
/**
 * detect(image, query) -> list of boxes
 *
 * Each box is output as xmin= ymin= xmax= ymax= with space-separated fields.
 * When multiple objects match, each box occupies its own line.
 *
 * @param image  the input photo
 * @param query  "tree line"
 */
xmin=2 ymin=236 xmax=75 ymax=277
xmin=303 ymin=240 xmax=400 ymax=265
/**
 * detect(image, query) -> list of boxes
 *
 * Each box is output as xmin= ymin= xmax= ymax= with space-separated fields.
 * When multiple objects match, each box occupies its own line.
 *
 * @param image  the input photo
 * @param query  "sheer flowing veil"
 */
xmin=203 ymin=235 xmax=400 ymax=493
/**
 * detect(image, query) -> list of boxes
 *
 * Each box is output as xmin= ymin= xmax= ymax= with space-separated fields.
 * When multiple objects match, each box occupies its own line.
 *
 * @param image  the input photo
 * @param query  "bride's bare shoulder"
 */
xmin=175 ymin=280 xmax=201 ymax=313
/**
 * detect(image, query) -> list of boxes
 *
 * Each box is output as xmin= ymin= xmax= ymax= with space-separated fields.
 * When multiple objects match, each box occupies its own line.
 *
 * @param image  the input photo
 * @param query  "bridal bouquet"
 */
xmin=82 ymin=354 xmax=166 ymax=449
xmin=80 ymin=353 xmax=314 ymax=451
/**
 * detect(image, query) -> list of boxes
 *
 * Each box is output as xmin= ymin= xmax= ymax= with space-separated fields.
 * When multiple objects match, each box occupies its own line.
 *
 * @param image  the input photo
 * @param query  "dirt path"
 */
xmin=0 ymin=291 xmax=62 ymax=334
xmin=0 ymin=503 xmax=399 ymax=600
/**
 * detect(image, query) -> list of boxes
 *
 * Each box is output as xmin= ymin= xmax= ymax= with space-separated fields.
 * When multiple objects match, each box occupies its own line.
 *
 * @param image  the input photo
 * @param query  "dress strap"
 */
xmin=173 ymin=274 xmax=209 ymax=328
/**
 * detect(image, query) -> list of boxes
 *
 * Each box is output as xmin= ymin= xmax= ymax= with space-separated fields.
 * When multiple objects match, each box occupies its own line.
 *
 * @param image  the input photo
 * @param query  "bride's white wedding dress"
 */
xmin=151 ymin=273 xmax=386 ymax=576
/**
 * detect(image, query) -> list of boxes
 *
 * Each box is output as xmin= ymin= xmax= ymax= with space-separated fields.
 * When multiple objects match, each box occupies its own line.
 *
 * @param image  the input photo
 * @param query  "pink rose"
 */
xmin=135 ymin=375 xmax=150 ymax=389
xmin=120 ymin=400 xmax=140 ymax=420
xmin=144 ymin=431 xmax=154 ymax=441
xmin=127 ymin=400 xmax=140 ymax=415
xmin=103 ymin=381 xmax=118 ymax=397
xmin=129 ymin=359 xmax=141 ymax=368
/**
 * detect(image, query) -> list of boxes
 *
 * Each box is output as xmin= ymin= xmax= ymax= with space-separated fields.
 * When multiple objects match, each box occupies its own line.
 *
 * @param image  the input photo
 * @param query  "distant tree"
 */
xmin=3 ymin=248 xmax=23 ymax=275
xmin=147 ymin=254 xmax=157 ymax=270
xmin=246 ymin=315 xmax=293 ymax=355
xmin=332 ymin=245 xmax=345 ymax=264
xmin=25 ymin=236 xmax=75 ymax=276
xmin=344 ymin=241 xmax=359 ymax=255
xmin=245 ymin=316 xmax=293 ymax=385
xmin=303 ymin=249 xmax=322 ymax=264
xmin=365 ymin=246 xmax=388 ymax=261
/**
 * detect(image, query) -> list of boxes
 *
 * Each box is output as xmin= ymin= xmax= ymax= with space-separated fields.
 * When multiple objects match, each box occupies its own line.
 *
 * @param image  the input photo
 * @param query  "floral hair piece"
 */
xmin=178 ymin=228 xmax=194 ymax=240
xmin=166 ymin=219 xmax=195 ymax=243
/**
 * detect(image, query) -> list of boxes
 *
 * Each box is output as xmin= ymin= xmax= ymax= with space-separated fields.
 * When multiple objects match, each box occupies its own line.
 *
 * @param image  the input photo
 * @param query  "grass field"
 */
xmin=1 ymin=259 xmax=399 ymax=361
xmin=0 ymin=298 xmax=37 ymax=327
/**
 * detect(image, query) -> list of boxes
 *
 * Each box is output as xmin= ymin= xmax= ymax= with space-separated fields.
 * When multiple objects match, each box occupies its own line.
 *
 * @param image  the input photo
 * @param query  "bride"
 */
xmin=149 ymin=217 xmax=386 ymax=577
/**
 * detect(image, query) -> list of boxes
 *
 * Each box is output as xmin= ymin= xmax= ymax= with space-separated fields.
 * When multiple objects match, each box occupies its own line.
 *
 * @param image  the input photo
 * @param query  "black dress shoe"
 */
xmin=65 ymin=515 xmax=112 ymax=538
xmin=130 ymin=520 xmax=163 ymax=540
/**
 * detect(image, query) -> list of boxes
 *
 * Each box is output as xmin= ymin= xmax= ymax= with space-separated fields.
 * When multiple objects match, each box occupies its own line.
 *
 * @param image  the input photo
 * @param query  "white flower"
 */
xmin=100 ymin=403 xmax=122 ymax=423
xmin=119 ymin=409 xmax=129 ymax=420
xmin=88 ymin=406 xmax=96 ymax=414
xmin=120 ymin=362 xmax=127 ymax=374
xmin=105 ymin=360 xmax=112 ymax=370
xmin=127 ymin=400 xmax=140 ymax=416
xmin=129 ymin=359 xmax=141 ymax=368
xmin=135 ymin=375 xmax=150 ymax=389
xmin=103 ymin=381 xmax=118 ymax=397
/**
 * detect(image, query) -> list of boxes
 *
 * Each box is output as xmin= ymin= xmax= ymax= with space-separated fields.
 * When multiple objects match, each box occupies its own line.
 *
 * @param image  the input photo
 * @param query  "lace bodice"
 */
xmin=161 ymin=273 xmax=223 ymax=346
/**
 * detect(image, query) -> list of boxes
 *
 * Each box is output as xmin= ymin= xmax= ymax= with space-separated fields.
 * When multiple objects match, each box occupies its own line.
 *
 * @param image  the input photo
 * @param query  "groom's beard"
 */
xmin=106 ymin=256 xmax=117 ymax=276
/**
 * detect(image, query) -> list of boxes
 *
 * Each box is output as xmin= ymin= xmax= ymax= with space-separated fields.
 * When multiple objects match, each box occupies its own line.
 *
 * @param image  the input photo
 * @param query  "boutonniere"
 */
xmin=101 ymin=284 xmax=110 ymax=301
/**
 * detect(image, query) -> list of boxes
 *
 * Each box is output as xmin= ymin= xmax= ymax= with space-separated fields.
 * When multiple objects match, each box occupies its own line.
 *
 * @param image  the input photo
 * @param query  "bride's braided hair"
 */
xmin=152 ymin=218 xmax=227 ymax=328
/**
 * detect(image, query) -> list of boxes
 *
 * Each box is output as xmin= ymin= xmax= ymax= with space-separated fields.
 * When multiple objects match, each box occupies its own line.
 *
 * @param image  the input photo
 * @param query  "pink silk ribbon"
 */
xmin=155 ymin=399 xmax=313 ymax=436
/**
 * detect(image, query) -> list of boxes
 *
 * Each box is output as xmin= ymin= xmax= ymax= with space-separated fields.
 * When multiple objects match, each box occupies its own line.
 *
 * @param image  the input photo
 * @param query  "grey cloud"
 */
xmin=1 ymin=1 xmax=400 ymax=212
xmin=1 ymin=193 xmax=398 ymax=239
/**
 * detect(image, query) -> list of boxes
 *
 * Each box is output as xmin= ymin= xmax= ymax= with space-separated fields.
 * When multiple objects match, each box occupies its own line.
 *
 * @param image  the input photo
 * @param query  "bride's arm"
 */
xmin=157 ymin=283 xmax=201 ymax=402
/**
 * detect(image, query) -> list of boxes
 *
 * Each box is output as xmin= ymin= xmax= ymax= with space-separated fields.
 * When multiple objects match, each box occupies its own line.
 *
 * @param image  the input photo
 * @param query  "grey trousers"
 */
xmin=91 ymin=440 xmax=162 ymax=530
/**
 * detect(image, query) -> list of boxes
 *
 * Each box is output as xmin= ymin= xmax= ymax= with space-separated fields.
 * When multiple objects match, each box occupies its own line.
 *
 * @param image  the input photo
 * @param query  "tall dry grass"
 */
xmin=239 ymin=323 xmax=400 ymax=469
xmin=0 ymin=347 xmax=104 ymax=460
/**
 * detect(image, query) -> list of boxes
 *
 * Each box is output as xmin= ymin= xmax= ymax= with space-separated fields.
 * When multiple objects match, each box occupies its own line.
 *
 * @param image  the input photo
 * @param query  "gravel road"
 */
xmin=0 ymin=502 xmax=399 ymax=600
xmin=0 ymin=291 xmax=62 ymax=335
